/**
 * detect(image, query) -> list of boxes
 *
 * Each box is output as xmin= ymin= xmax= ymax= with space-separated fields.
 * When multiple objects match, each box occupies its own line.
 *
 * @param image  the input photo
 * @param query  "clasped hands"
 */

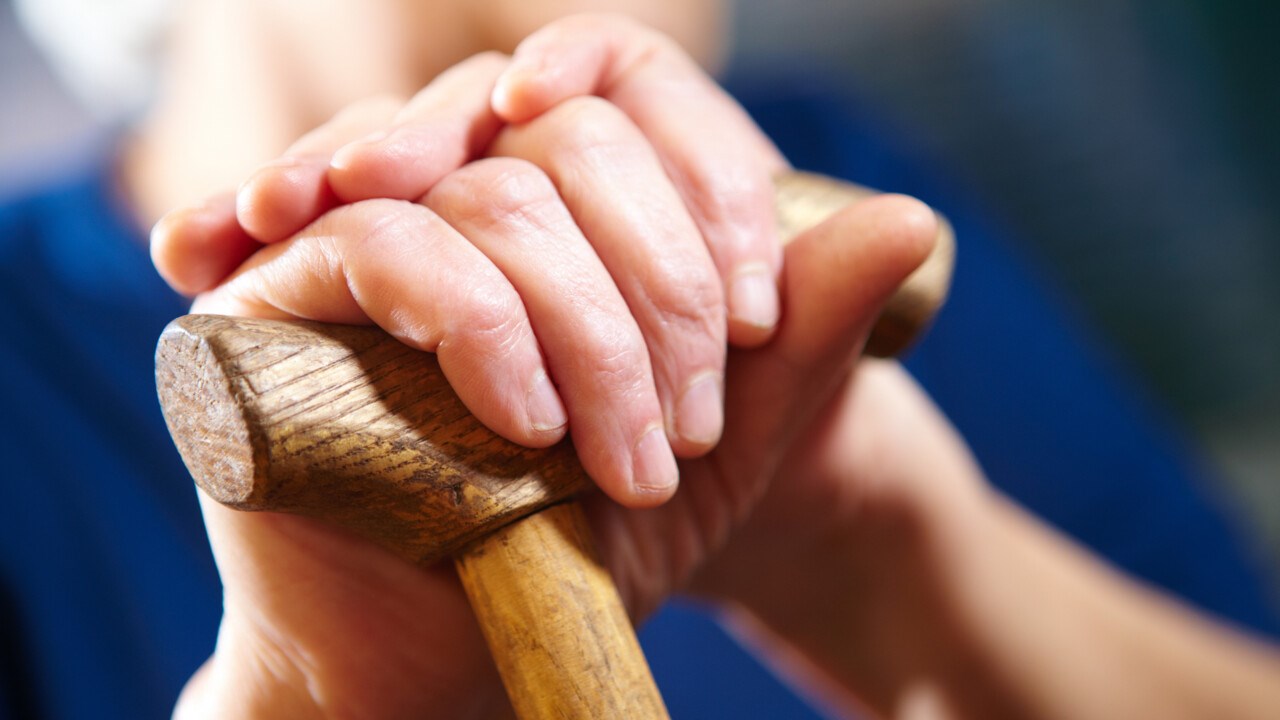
xmin=153 ymin=14 xmax=981 ymax=719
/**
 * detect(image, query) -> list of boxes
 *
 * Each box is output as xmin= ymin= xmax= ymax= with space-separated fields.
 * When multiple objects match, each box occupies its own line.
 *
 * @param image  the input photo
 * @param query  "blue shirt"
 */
xmin=0 ymin=154 xmax=219 ymax=719
xmin=2 ymin=86 xmax=1275 ymax=719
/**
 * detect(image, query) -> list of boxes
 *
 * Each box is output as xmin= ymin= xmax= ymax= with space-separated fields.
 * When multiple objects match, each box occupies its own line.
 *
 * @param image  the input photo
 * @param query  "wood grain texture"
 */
xmin=455 ymin=502 xmax=668 ymax=719
xmin=156 ymin=314 xmax=590 ymax=566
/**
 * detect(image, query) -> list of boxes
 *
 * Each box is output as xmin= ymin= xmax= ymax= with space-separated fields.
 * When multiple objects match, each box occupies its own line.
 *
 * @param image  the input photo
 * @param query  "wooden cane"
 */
xmin=155 ymin=172 xmax=954 ymax=719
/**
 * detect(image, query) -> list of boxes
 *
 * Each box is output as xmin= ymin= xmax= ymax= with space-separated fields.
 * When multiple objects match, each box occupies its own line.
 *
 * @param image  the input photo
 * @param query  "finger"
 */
xmin=488 ymin=97 xmax=727 ymax=459
xmin=493 ymin=14 xmax=788 ymax=344
xmin=327 ymin=52 xmax=509 ymax=203
xmin=236 ymin=94 xmax=405 ymax=243
xmin=193 ymin=198 xmax=568 ymax=448
xmin=426 ymin=157 xmax=678 ymax=507
xmin=153 ymin=96 xmax=404 ymax=295
xmin=585 ymin=195 xmax=938 ymax=613
xmin=151 ymin=192 xmax=260 ymax=296
xmin=721 ymin=194 xmax=939 ymax=486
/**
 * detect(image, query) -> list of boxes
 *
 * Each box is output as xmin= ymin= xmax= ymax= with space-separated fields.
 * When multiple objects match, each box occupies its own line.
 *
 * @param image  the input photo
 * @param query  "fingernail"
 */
xmin=490 ymin=64 xmax=541 ymax=120
xmin=330 ymin=130 xmax=391 ymax=171
xmin=728 ymin=264 xmax=780 ymax=330
xmin=527 ymin=369 xmax=567 ymax=432
xmin=632 ymin=425 xmax=679 ymax=494
xmin=490 ymin=79 xmax=514 ymax=116
xmin=235 ymin=160 xmax=290 ymax=209
xmin=675 ymin=371 xmax=723 ymax=446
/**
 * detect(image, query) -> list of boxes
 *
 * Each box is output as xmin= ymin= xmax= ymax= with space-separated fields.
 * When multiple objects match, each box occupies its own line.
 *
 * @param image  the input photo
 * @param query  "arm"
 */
xmin=699 ymin=360 xmax=1280 ymax=720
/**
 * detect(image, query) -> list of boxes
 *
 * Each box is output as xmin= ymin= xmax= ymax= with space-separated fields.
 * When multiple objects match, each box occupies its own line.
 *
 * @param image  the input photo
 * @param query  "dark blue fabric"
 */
xmin=0 ymin=154 xmax=221 ymax=720
xmin=0 ymin=85 xmax=1275 ymax=720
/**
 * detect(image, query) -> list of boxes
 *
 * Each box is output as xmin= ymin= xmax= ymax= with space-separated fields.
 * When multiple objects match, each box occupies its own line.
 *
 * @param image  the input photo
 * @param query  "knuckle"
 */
xmin=334 ymin=198 xmax=430 ymax=253
xmin=539 ymin=96 xmax=641 ymax=162
xmin=452 ymin=281 xmax=528 ymax=355
xmin=429 ymin=158 xmax=564 ymax=235
xmin=642 ymin=256 xmax=724 ymax=336
xmin=575 ymin=318 xmax=653 ymax=393
xmin=685 ymin=167 xmax=756 ymax=224
xmin=318 ymin=199 xmax=436 ymax=285
xmin=683 ymin=168 xmax=772 ymax=254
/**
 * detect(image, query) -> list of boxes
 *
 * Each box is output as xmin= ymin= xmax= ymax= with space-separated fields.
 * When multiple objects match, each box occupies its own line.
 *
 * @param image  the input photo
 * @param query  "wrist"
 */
xmin=730 ymin=475 xmax=1003 ymax=716
xmin=173 ymin=615 xmax=324 ymax=720
xmin=690 ymin=360 xmax=1012 ymax=714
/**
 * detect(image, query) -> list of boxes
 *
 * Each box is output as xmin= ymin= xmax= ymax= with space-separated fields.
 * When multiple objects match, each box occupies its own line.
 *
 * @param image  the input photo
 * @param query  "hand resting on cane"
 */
xmin=152 ymin=14 xmax=1280 ymax=720
xmin=152 ymin=15 xmax=946 ymax=718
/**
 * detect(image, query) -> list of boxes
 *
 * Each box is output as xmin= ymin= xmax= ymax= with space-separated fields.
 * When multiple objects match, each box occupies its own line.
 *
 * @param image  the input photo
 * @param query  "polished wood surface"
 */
xmin=456 ymin=502 xmax=668 ymax=719
xmin=156 ymin=314 xmax=588 ymax=567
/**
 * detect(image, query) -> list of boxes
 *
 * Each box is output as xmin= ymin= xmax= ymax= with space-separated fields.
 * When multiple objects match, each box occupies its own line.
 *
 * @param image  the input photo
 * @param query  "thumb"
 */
xmin=717 ymin=193 xmax=938 ymax=488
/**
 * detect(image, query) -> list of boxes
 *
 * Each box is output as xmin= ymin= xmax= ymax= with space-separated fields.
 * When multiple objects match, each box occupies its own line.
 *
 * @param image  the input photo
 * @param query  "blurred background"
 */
xmin=727 ymin=0 xmax=1280 ymax=602
xmin=2 ymin=0 xmax=1276 ymax=704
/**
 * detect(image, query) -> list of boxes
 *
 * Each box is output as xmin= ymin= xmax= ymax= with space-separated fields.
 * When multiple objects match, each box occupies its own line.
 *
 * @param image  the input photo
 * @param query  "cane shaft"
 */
xmin=456 ymin=502 xmax=667 ymax=719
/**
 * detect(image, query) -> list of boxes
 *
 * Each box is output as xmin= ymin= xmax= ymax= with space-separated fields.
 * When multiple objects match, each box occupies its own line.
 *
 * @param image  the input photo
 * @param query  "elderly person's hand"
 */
xmin=153 ymin=14 xmax=966 ymax=719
